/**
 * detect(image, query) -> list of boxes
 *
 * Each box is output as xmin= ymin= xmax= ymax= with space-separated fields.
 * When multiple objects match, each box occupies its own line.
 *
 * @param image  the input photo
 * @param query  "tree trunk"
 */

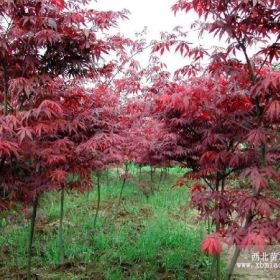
xmin=93 ymin=173 xmax=101 ymax=227
xmin=150 ymin=167 xmax=153 ymax=182
xmin=227 ymin=247 xmax=241 ymax=280
xmin=2 ymin=64 xmax=8 ymax=116
xmin=227 ymin=216 xmax=252 ymax=279
xmin=150 ymin=167 xmax=155 ymax=194
xmin=118 ymin=163 xmax=128 ymax=207
xmin=215 ymin=222 xmax=221 ymax=280
xmin=216 ymin=254 xmax=221 ymax=280
xmin=227 ymin=142 xmax=266 ymax=279
xmin=138 ymin=166 xmax=142 ymax=181
xmin=164 ymin=167 xmax=168 ymax=179
xmin=158 ymin=168 xmax=164 ymax=190
xmin=106 ymin=169 xmax=109 ymax=186
xmin=213 ymin=175 xmax=221 ymax=280
xmin=226 ymin=29 xmax=265 ymax=279
xmin=27 ymin=195 xmax=39 ymax=280
xmin=58 ymin=185 xmax=65 ymax=264
xmin=1 ymin=64 xmax=8 ymax=199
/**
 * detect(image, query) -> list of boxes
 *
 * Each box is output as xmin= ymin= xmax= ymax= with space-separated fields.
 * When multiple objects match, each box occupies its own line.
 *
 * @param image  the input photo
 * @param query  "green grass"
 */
xmin=0 ymin=166 xmax=218 ymax=279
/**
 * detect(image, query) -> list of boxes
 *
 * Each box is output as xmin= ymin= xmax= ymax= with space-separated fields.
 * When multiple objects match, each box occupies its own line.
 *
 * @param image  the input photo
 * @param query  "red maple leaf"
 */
xmin=202 ymin=235 xmax=222 ymax=256
xmin=50 ymin=169 xmax=68 ymax=183
xmin=241 ymin=232 xmax=266 ymax=252
xmin=265 ymin=100 xmax=280 ymax=122
xmin=51 ymin=0 xmax=65 ymax=10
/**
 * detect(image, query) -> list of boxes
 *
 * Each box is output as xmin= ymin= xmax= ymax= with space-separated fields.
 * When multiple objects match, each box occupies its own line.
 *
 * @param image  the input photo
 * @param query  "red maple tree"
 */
xmin=0 ymin=0 xmax=130 ymax=277
xmin=151 ymin=0 xmax=280 ymax=278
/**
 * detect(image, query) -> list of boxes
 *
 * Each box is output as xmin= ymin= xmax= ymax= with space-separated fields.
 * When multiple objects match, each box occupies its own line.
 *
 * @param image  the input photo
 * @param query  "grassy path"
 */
xmin=0 ymin=167 xmax=213 ymax=280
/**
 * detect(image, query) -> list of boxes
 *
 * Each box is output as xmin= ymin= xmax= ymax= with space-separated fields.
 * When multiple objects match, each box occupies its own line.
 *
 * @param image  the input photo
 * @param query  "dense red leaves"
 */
xmin=148 ymin=0 xmax=280 ymax=257
xmin=172 ymin=0 xmax=280 ymax=43
xmin=171 ymin=1 xmax=192 ymax=15
xmin=246 ymin=129 xmax=266 ymax=146
xmin=0 ymin=139 xmax=19 ymax=158
xmin=265 ymin=100 xmax=280 ymax=122
xmin=0 ymin=0 xmax=131 ymax=206
xmin=51 ymin=0 xmax=65 ymax=10
xmin=241 ymin=232 xmax=267 ymax=252
xmin=242 ymin=168 xmax=269 ymax=192
xmin=50 ymin=169 xmax=68 ymax=184
xmin=0 ymin=0 xmax=279 ymax=267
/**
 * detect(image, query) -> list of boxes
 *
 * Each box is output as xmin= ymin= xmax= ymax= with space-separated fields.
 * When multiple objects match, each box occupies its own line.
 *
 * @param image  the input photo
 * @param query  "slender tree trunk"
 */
xmin=210 ymin=257 xmax=217 ymax=280
xmin=210 ymin=224 xmax=221 ymax=280
xmin=226 ymin=31 xmax=258 ymax=279
xmin=164 ymin=167 xmax=168 ymax=179
xmin=138 ymin=166 xmax=142 ymax=181
xmin=2 ymin=64 xmax=8 ymax=116
xmin=216 ymin=254 xmax=221 ymax=280
xmin=150 ymin=167 xmax=155 ymax=194
xmin=59 ymin=185 xmax=65 ymax=264
xmin=227 ymin=215 xmax=253 ymax=279
xmin=150 ymin=167 xmax=153 ymax=182
xmin=131 ymin=163 xmax=135 ymax=175
xmin=227 ymin=138 xmax=266 ymax=279
xmin=118 ymin=163 xmax=128 ymax=207
xmin=227 ymin=248 xmax=240 ymax=279
xmin=93 ymin=173 xmax=101 ymax=227
xmin=0 ymin=65 xmax=8 ymax=199
xmin=106 ymin=169 xmax=109 ymax=186
xmin=157 ymin=168 xmax=164 ymax=190
xmin=215 ymin=223 xmax=221 ymax=280
xmin=27 ymin=195 xmax=39 ymax=280
xmin=213 ymin=174 xmax=221 ymax=280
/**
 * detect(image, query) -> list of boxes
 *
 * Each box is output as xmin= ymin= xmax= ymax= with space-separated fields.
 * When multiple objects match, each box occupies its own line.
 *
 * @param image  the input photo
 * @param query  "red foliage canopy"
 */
xmin=151 ymin=0 xmax=280 ymax=254
xmin=0 ymin=0 xmax=129 ymax=206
